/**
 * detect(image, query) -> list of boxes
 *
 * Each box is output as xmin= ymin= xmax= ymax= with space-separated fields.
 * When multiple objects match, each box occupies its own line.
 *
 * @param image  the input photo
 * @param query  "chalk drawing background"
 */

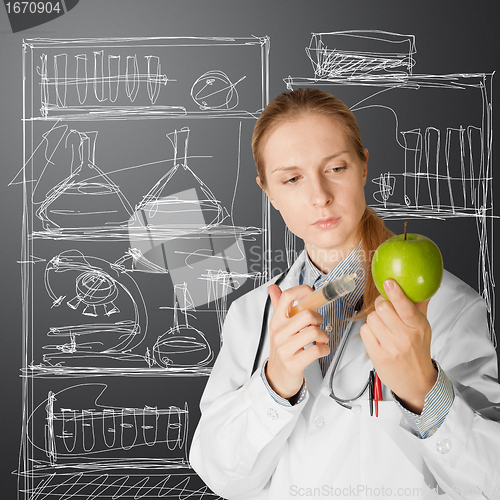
xmin=0 ymin=1 xmax=499 ymax=498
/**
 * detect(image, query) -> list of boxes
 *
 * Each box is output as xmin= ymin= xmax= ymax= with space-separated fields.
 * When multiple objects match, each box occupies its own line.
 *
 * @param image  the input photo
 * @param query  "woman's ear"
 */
xmin=362 ymin=149 xmax=369 ymax=185
xmin=256 ymin=176 xmax=278 ymax=211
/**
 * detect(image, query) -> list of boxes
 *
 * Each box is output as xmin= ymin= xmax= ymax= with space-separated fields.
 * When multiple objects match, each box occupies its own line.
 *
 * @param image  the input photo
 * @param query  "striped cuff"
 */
xmin=393 ymin=360 xmax=455 ymax=439
xmin=260 ymin=359 xmax=307 ymax=407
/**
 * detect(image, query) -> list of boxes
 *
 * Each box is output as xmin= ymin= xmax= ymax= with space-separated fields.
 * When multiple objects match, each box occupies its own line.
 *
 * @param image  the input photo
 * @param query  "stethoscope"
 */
xmin=252 ymin=267 xmax=374 ymax=411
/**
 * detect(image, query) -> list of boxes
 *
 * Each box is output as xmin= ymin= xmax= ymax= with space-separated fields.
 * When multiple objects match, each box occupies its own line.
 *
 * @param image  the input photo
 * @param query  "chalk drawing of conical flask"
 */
xmin=127 ymin=127 xmax=230 ymax=273
xmin=36 ymin=130 xmax=133 ymax=231
xmin=142 ymin=127 xmax=227 ymax=225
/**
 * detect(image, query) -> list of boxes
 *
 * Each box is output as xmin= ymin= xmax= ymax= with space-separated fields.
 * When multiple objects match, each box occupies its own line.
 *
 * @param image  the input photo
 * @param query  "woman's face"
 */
xmin=257 ymin=113 xmax=368 ymax=270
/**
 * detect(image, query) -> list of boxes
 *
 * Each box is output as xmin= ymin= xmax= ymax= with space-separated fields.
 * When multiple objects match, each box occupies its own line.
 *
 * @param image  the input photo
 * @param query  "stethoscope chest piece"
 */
xmin=350 ymin=404 xmax=363 ymax=415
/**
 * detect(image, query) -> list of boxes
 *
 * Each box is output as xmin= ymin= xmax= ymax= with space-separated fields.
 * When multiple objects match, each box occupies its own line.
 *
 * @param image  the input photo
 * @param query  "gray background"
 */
xmin=1 ymin=1 xmax=500 ymax=497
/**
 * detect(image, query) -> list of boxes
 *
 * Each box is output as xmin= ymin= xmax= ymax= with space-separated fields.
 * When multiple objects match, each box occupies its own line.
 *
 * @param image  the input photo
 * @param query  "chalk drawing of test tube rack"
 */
xmin=27 ymin=383 xmax=189 ymax=468
xmin=39 ymin=50 xmax=175 ymax=117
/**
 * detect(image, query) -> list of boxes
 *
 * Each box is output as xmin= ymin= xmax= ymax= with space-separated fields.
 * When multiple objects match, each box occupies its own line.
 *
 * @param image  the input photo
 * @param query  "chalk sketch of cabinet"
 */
xmin=284 ymin=31 xmax=495 ymax=340
xmin=17 ymin=36 xmax=270 ymax=499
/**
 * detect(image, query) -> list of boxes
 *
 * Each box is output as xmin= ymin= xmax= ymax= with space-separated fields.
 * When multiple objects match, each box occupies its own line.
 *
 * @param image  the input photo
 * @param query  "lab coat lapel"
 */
xmin=276 ymin=250 xmax=307 ymax=292
xmin=250 ymin=252 xmax=308 ymax=375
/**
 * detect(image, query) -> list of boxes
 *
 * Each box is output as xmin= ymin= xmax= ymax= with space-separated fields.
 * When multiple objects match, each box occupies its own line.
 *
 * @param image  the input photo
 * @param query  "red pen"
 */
xmin=374 ymin=372 xmax=383 ymax=417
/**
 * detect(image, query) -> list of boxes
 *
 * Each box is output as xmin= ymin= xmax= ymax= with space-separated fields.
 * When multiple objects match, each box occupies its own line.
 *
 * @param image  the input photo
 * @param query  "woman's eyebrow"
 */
xmin=270 ymin=165 xmax=300 ymax=174
xmin=322 ymin=151 xmax=349 ymax=163
xmin=270 ymin=151 xmax=349 ymax=174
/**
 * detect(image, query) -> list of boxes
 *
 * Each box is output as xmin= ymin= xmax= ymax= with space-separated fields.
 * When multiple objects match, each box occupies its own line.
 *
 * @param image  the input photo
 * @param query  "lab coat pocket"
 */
xmin=373 ymin=399 xmax=405 ymax=421
xmin=359 ymin=400 xmax=436 ymax=498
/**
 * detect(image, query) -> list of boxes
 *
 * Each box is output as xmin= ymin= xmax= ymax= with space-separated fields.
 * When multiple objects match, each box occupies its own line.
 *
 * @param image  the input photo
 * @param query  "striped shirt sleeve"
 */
xmin=393 ymin=360 xmax=455 ymax=439
xmin=261 ymin=359 xmax=308 ymax=407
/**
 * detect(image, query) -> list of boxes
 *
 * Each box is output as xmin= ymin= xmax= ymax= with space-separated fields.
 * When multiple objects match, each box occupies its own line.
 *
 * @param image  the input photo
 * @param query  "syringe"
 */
xmin=289 ymin=273 xmax=357 ymax=317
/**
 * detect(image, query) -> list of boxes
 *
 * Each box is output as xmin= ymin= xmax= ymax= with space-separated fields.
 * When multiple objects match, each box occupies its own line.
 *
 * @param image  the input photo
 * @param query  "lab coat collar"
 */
xmin=275 ymin=250 xmax=307 ymax=292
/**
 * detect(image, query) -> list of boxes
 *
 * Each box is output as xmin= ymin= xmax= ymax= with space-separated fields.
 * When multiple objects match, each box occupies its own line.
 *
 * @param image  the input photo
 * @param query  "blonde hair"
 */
xmin=252 ymin=88 xmax=366 ymax=186
xmin=357 ymin=207 xmax=394 ymax=318
xmin=252 ymin=89 xmax=394 ymax=318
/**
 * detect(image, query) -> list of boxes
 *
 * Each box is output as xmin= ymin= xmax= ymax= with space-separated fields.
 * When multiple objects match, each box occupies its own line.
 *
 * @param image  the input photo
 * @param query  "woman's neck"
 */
xmin=306 ymin=241 xmax=360 ymax=274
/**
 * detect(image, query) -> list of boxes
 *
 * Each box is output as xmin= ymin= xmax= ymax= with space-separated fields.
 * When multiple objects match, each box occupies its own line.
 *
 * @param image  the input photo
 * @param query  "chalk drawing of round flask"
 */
xmin=191 ymin=70 xmax=246 ymax=110
xmin=153 ymin=284 xmax=213 ymax=369
xmin=36 ymin=130 xmax=133 ymax=231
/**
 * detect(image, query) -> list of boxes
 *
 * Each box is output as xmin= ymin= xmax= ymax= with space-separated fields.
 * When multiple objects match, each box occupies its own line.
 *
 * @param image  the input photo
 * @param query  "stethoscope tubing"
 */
xmin=328 ymin=320 xmax=371 ymax=408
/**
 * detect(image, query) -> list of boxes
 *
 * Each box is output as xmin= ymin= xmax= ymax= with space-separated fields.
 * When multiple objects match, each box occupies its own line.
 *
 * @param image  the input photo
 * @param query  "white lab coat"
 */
xmin=190 ymin=251 xmax=500 ymax=499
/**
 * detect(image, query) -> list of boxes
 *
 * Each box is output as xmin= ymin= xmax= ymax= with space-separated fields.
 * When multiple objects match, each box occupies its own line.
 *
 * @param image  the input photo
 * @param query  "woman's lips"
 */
xmin=313 ymin=217 xmax=340 ymax=229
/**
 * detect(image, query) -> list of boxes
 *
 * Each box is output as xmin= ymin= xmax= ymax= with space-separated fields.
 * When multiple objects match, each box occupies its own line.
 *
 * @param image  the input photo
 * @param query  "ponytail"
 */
xmin=357 ymin=207 xmax=394 ymax=319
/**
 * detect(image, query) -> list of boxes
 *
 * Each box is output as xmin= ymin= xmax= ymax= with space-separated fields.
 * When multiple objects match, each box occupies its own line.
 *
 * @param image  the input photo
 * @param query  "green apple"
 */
xmin=371 ymin=233 xmax=443 ymax=303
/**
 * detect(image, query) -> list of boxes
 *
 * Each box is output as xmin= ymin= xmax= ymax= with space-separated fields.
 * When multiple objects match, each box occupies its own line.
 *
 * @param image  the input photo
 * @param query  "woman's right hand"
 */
xmin=265 ymin=284 xmax=330 ymax=400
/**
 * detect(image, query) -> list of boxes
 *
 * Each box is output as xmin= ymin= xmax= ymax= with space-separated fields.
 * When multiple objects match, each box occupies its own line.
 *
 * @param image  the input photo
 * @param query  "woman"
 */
xmin=189 ymin=89 xmax=500 ymax=499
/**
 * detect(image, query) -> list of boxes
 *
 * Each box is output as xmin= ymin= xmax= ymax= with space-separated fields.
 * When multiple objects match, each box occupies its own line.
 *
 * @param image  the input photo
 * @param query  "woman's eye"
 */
xmin=284 ymin=176 xmax=299 ymax=184
xmin=329 ymin=166 xmax=346 ymax=173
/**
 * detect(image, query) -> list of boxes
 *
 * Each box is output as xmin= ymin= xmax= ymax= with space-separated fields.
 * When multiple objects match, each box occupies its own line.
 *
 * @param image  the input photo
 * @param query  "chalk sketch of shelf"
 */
xmin=19 ymin=384 xmax=217 ymax=498
xmin=16 ymin=123 xmax=263 ymax=258
xmin=19 ymin=247 xmax=224 ymax=377
xmin=18 ymin=473 xmax=216 ymax=499
xmin=284 ymin=30 xmax=496 ymax=343
xmin=16 ymin=122 xmax=263 ymax=378
xmin=25 ymin=36 xmax=269 ymax=121
xmin=18 ymin=34 xmax=270 ymax=500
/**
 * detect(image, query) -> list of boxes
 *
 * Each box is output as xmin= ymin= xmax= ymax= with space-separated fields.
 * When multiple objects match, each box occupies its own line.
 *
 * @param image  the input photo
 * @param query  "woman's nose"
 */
xmin=310 ymin=177 xmax=332 ymax=207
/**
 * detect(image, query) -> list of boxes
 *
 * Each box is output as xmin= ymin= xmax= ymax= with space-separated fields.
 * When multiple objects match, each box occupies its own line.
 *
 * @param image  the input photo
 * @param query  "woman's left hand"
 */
xmin=359 ymin=279 xmax=438 ymax=414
